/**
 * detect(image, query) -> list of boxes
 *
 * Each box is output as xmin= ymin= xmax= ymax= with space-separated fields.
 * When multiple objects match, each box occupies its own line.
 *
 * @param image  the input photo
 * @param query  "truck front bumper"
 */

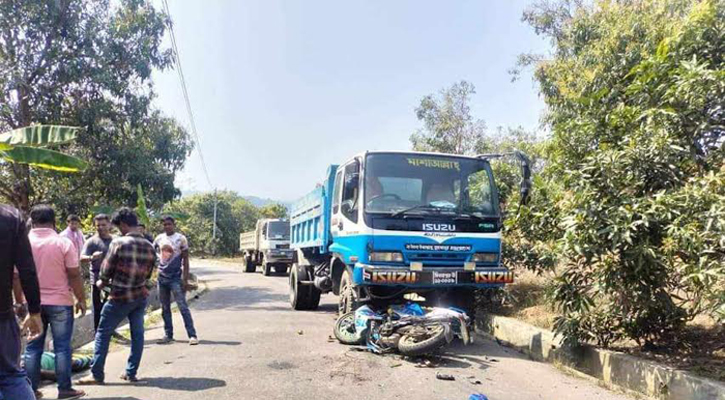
xmin=352 ymin=263 xmax=513 ymax=288
xmin=264 ymin=250 xmax=294 ymax=263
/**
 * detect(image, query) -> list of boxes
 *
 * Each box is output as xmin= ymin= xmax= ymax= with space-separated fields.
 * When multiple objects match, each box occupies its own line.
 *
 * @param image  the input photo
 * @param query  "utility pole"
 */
xmin=212 ymin=189 xmax=218 ymax=255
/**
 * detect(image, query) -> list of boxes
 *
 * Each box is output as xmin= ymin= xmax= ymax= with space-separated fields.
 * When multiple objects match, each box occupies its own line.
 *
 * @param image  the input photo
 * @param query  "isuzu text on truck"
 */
xmin=288 ymin=151 xmax=531 ymax=315
xmin=240 ymin=218 xmax=294 ymax=276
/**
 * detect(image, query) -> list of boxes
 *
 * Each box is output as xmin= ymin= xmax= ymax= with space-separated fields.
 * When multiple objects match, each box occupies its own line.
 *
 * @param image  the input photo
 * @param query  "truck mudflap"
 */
xmin=352 ymin=263 xmax=513 ymax=288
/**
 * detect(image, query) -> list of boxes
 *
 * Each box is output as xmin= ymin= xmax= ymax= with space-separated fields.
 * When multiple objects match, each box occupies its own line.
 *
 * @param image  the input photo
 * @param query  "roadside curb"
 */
xmin=475 ymin=313 xmax=725 ymax=400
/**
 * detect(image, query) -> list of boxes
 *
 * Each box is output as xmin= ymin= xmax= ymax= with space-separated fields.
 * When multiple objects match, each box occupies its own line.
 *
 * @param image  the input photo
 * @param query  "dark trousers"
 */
xmin=0 ymin=317 xmax=34 ymax=400
xmin=91 ymin=297 xmax=148 ymax=381
xmin=159 ymin=277 xmax=197 ymax=339
xmin=23 ymin=306 xmax=74 ymax=392
xmin=92 ymin=283 xmax=105 ymax=332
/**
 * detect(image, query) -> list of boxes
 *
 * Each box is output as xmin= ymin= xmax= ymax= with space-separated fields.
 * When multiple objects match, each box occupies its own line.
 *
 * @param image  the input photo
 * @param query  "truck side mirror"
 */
xmin=514 ymin=151 xmax=532 ymax=206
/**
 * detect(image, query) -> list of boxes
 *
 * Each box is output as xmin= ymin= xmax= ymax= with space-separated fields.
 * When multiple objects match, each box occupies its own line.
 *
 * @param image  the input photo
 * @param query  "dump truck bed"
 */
xmin=290 ymin=165 xmax=337 ymax=254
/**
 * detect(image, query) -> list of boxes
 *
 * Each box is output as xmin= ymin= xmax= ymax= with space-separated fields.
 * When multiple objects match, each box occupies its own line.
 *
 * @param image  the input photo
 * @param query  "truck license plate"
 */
xmin=432 ymin=271 xmax=457 ymax=285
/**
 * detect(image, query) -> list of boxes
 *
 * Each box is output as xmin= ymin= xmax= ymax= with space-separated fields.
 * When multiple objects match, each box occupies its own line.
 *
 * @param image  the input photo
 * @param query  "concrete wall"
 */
xmin=476 ymin=314 xmax=725 ymax=400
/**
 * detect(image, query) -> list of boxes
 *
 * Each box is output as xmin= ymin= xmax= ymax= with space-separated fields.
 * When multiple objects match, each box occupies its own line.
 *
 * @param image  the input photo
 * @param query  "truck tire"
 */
xmin=289 ymin=264 xmax=321 ymax=310
xmin=274 ymin=264 xmax=289 ymax=275
xmin=333 ymin=312 xmax=364 ymax=345
xmin=449 ymin=288 xmax=476 ymax=323
xmin=338 ymin=269 xmax=358 ymax=315
xmin=397 ymin=324 xmax=448 ymax=356
xmin=262 ymin=257 xmax=272 ymax=277
xmin=243 ymin=255 xmax=255 ymax=273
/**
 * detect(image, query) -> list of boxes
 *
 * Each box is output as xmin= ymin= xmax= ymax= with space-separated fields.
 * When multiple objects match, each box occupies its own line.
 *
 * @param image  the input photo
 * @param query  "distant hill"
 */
xmin=243 ymin=196 xmax=293 ymax=211
xmin=180 ymin=190 xmax=291 ymax=209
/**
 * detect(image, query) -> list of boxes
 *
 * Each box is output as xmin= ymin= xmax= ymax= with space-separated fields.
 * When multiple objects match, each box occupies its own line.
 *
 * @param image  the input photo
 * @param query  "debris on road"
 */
xmin=467 ymin=375 xmax=482 ymax=385
xmin=413 ymin=358 xmax=435 ymax=368
xmin=297 ymin=330 xmax=304 ymax=335
xmin=390 ymin=362 xmax=402 ymax=368
xmin=469 ymin=394 xmax=489 ymax=400
xmin=435 ymin=372 xmax=455 ymax=381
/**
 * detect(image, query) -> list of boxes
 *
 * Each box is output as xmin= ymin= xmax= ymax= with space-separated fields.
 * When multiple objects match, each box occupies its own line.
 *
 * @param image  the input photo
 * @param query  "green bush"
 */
xmin=520 ymin=0 xmax=724 ymax=346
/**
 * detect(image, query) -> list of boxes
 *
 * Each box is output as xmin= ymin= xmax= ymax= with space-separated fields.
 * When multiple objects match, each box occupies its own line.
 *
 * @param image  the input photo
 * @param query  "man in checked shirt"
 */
xmin=77 ymin=208 xmax=157 ymax=385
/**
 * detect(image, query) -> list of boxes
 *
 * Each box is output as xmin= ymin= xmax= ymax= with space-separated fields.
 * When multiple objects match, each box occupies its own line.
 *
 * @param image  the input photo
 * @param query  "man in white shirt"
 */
xmin=153 ymin=216 xmax=198 ymax=346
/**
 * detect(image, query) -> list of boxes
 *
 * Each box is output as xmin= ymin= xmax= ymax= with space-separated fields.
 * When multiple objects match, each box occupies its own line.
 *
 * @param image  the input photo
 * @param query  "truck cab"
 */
xmin=290 ymin=151 xmax=522 ymax=314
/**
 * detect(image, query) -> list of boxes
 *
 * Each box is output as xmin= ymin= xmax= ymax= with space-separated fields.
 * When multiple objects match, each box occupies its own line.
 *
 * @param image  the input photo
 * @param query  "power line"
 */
xmin=162 ymin=0 xmax=212 ymax=189
xmin=162 ymin=0 xmax=218 ymax=250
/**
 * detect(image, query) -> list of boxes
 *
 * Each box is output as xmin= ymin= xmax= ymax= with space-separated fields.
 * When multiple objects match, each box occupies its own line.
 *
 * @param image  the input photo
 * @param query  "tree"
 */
xmin=0 ymin=0 xmax=193 ymax=213
xmin=520 ymin=0 xmax=724 ymax=346
xmin=410 ymin=80 xmax=487 ymax=155
xmin=164 ymin=191 xmax=261 ymax=256
xmin=259 ymin=203 xmax=288 ymax=219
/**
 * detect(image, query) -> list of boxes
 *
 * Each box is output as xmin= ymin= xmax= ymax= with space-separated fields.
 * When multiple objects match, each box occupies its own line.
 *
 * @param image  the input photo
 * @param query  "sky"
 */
xmin=152 ymin=1 xmax=550 ymax=202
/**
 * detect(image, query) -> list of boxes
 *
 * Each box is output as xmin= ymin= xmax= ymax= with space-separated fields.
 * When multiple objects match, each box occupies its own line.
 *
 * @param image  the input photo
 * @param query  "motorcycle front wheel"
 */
xmin=398 ymin=324 xmax=449 ymax=356
xmin=334 ymin=312 xmax=364 ymax=345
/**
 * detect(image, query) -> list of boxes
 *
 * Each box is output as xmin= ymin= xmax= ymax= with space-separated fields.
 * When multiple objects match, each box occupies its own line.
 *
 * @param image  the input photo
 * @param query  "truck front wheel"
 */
xmin=338 ymin=269 xmax=358 ymax=315
xmin=289 ymin=264 xmax=321 ymax=310
xmin=262 ymin=256 xmax=272 ymax=277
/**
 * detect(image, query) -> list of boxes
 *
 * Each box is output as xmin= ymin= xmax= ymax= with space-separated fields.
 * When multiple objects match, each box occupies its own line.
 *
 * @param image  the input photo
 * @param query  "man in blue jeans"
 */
xmin=76 ymin=208 xmax=156 ymax=386
xmin=0 ymin=204 xmax=43 ymax=400
xmin=154 ymin=216 xmax=198 ymax=345
xmin=25 ymin=205 xmax=87 ymax=400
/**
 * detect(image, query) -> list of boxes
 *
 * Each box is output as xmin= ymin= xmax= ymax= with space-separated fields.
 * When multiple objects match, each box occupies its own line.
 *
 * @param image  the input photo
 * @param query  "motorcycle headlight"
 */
xmin=471 ymin=252 xmax=498 ymax=263
xmin=369 ymin=251 xmax=404 ymax=263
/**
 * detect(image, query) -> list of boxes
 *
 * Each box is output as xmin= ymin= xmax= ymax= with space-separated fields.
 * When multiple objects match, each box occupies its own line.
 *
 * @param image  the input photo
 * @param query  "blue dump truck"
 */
xmin=288 ymin=150 xmax=531 ymax=315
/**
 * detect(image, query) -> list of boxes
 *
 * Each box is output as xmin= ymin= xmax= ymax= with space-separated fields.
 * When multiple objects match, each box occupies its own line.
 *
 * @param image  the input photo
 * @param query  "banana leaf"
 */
xmin=0 ymin=125 xmax=82 ymax=147
xmin=0 ymin=146 xmax=87 ymax=172
xmin=136 ymin=184 xmax=151 ymax=227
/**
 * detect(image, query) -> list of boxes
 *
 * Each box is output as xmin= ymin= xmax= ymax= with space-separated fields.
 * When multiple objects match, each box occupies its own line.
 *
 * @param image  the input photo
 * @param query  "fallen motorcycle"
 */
xmin=333 ymin=302 xmax=471 ymax=356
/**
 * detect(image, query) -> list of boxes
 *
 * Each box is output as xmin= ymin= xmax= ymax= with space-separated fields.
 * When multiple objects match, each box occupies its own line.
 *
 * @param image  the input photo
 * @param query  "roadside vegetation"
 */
xmin=411 ymin=0 xmax=723 ymax=380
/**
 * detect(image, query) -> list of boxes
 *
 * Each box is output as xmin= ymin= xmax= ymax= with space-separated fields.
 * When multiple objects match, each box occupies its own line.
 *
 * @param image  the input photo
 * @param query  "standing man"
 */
xmin=77 ymin=208 xmax=156 ymax=385
xmin=137 ymin=223 xmax=154 ymax=243
xmin=0 ymin=204 xmax=43 ymax=400
xmin=25 ymin=205 xmax=86 ymax=400
xmin=80 ymin=214 xmax=113 ymax=332
xmin=60 ymin=215 xmax=84 ymax=257
xmin=154 ymin=216 xmax=198 ymax=345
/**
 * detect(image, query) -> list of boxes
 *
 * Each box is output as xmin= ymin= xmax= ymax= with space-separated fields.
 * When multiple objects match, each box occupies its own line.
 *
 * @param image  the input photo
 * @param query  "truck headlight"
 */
xmin=471 ymin=252 xmax=498 ymax=263
xmin=369 ymin=252 xmax=404 ymax=263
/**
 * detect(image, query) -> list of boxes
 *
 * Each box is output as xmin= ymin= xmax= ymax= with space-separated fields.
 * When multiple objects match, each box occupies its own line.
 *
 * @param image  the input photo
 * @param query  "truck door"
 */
xmin=340 ymin=161 xmax=361 ymax=229
xmin=331 ymin=168 xmax=344 ymax=238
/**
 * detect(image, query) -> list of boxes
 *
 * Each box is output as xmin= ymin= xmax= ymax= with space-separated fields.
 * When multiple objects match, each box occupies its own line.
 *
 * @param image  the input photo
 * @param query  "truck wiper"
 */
xmin=390 ymin=204 xmax=452 ymax=218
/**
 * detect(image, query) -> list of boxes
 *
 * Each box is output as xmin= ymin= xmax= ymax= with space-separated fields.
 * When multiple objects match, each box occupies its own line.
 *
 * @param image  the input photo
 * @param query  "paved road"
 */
xmin=42 ymin=260 xmax=635 ymax=400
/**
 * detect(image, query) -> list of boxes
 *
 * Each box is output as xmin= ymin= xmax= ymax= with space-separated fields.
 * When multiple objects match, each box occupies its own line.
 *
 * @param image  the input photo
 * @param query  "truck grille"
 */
xmin=276 ymin=244 xmax=290 ymax=249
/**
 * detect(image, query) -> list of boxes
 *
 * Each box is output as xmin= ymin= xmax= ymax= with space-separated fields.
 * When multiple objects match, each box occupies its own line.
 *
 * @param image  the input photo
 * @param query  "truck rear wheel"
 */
xmin=274 ymin=264 xmax=289 ymax=275
xmin=289 ymin=264 xmax=321 ymax=310
xmin=243 ymin=255 xmax=255 ymax=273
xmin=338 ymin=269 xmax=358 ymax=315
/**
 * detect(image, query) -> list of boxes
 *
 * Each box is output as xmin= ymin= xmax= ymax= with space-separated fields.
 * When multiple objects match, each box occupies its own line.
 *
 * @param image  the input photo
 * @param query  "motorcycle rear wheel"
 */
xmin=334 ymin=312 xmax=364 ymax=345
xmin=398 ymin=324 xmax=448 ymax=356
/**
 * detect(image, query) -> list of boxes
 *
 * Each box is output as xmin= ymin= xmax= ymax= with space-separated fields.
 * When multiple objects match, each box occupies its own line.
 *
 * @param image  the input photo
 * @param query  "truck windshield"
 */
xmin=267 ymin=221 xmax=289 ymax=239
xmin=364 ymin=153 xmax=498 ymax=217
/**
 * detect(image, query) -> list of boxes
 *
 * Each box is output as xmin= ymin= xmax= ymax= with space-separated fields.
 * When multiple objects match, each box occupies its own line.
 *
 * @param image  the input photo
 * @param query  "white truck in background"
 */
xmin=239 ymin=218 xmax=294 ymax=276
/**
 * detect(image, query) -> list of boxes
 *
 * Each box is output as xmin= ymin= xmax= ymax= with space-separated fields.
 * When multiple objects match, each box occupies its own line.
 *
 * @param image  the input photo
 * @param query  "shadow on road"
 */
xmin=91 ymin=398 xmax=144 ymax=400
xmin=125 ymin=377 xmax=226 ymax=391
